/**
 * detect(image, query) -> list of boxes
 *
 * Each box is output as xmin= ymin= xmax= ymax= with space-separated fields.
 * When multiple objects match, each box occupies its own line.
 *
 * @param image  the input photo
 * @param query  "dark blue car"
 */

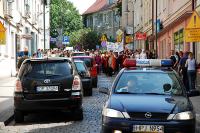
xmin=100 ymin=59 xmax=199 ymax=133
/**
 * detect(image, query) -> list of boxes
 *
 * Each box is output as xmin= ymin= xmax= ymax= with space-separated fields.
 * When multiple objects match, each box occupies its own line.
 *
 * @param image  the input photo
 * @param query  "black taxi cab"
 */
xmin=99 ymin=59 xmax=199 ymax=133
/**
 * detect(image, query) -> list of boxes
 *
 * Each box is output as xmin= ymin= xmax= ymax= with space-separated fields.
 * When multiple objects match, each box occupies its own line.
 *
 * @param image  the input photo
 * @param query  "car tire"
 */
xmin=93 ymin=78 xmax=98 ymax=88
xmin=74 ymin=108 xmax=83 ymax=121
xmin=88 ymin=88 xmax=92 ymax=96
xmin=14 ymin=110 xmax=24 ymax=123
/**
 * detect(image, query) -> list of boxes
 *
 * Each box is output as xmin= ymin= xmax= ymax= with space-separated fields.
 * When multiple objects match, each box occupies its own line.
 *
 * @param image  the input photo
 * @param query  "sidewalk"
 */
xmin=0 ymin=76 xmax=16 ymax=128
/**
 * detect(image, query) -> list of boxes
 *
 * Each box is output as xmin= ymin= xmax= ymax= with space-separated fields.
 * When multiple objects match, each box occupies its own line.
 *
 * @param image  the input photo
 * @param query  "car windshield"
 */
xmin=74 ymin=58 xmax=93 ymax=67
xmin=115 ymin=72 xmax=183 ymax=96
xmin=75 ymin=62 xmax=87 ymax=72
xmin=23 ymin=61 xmax=71 ymax=78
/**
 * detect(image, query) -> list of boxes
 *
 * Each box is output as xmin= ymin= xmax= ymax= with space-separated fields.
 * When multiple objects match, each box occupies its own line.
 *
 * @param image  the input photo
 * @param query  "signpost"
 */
xmin=0 ymin=21 xmax=6 ymax=45
xmin=62 ymin=36 xmax=70 ymax=45
xmin=185 ymin=11 xmax=200 ymax=42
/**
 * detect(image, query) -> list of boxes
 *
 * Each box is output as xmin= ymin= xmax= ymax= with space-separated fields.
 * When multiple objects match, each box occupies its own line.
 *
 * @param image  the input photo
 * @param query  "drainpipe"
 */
xmin=192 ymin=0 xmax=195 ymax=56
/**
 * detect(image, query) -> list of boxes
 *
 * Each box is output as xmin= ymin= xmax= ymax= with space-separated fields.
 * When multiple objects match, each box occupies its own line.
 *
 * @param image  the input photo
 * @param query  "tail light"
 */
xmin=15 ymin=79 xmax=22 ymax=92
xmin=72 ymin=76 xmax=81 ymax=91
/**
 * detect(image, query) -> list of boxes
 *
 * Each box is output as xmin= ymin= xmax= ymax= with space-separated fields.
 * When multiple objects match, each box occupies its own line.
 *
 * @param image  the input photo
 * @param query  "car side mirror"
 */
xmin=78 ymin=71 xmax=85 ymax=77
xmin=163 ymin=83 xmax=172 ymax=92
xmin=187 ymin=90 xmax=200 ymax=97
xmin=99 ymin=87 xmax=110 ymax=95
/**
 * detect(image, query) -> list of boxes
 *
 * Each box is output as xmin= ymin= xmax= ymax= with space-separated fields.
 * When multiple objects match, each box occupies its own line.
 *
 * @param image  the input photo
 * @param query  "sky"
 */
xmin=68 ymin=0 xmax=96 ymax=14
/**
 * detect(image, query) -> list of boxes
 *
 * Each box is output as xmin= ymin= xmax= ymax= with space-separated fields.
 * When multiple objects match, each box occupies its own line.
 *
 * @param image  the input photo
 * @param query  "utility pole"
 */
xmin=132 ymin=1 xmax=134 ymax=50
xmin=155 ymin=0 xmax=158 ymax=54
xmin=43 ymin=0 xmax=46 ymax=50
xmin=152 ymin=0 xmax=154 ymax=49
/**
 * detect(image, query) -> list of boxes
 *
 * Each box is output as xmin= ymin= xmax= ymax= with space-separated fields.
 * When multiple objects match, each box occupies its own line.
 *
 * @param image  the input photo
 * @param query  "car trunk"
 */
xmin=21 ymin=61 xmax=74 ymax=100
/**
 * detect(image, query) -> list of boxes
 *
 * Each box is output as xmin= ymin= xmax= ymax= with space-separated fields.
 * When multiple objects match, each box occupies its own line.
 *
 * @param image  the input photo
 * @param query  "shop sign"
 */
xmin=21 ymin=34 xmax=32 ymax=40
xmin=135 ymin=32 xmax=147 ymax=40
xmin=0 ymin=21 xmax=6 ymax=45
xmin=126 ymin=35 xmax=133 ymax=43
xmin=185 ymin=11 xmax=200 ymax=42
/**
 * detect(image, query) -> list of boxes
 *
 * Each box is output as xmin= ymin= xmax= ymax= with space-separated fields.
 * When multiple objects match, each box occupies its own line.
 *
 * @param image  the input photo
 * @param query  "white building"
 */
xmin=0 ymin=0 xmax=50 ymax=77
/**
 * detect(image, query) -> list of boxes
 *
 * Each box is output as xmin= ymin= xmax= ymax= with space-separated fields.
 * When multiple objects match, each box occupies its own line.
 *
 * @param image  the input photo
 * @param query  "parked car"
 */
xmin=71 ymin=52 xmax=86 ymax=57
xmin=74 ymin=60 xmax=93 ymax=96
xmin=72 ymin=56 xmax=98 ymax=87
xmin=14 ymin=57 xmax=83 ymax=123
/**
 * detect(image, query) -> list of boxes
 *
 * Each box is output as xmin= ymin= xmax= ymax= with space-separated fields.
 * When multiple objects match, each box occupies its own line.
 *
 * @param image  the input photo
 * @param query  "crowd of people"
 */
xmin=17 ymin=47 xmax=199 ymax=92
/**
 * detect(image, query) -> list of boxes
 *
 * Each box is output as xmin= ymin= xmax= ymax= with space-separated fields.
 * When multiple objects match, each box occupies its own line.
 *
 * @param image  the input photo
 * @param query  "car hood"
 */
xmin=109 ymin=94 xmax=192 ymax=114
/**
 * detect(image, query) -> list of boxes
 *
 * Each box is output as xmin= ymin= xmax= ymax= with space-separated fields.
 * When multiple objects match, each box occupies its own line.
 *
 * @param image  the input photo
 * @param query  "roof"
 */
xmin=72 ymin=56 xmax=93 ymax=59
xmin=25 ymin=57 xmax=71 ymax=62
xmin=82 ymin=0 xmax=107 ymax=15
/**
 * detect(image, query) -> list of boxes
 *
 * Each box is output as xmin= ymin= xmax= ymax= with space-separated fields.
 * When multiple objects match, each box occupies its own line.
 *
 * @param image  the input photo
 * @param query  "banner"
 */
xmin=106 ymin=42 xmax=123 ymax=52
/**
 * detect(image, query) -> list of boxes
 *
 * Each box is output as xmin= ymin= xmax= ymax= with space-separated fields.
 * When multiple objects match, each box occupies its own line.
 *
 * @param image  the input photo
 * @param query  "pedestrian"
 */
xmin=170 ymin=50 xmax=179 ymax=69
xmin=178 ymin=52 xmax=189 ymax=90
xmin=17 ymin=50 xmax=29 ymax=70
xmin=185 ymin=52 xmax=197 ymax=91
xmin=140 ymin=49 xmax=147 ymax=59
xmin=95 ymin=52 xmax=102 ymax=74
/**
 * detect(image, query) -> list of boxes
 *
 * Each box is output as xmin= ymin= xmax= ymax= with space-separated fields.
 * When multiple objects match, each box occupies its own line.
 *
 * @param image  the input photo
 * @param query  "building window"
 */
xmin=174 ymin=29 xmax=184 ymax=51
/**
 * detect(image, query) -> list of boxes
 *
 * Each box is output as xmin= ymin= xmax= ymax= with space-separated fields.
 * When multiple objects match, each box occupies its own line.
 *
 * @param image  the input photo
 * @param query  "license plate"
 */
xmin=36 ymin=86 xmax=59 ymax=92
xmin=133 ymin=125 xmax=164 ymax=133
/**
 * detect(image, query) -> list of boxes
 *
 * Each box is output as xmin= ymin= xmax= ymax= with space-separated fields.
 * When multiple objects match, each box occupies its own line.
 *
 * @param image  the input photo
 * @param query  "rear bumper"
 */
xmin=102 ymin=117 xmax=195 ymax=133
xmin=14 ymin=93 xmax=82 ymax=111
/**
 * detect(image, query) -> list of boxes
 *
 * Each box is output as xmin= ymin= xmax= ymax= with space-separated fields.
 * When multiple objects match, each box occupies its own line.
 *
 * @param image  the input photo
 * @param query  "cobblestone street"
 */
xmin=0 ymin=75 xmax=113 ymax=133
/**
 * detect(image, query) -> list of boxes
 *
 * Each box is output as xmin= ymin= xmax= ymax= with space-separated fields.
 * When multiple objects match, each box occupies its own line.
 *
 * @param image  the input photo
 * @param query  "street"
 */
xmin=0 ymin=74 xmax=113 ymax=133
xmin=0 ymin=74 xmax=199 ymax=133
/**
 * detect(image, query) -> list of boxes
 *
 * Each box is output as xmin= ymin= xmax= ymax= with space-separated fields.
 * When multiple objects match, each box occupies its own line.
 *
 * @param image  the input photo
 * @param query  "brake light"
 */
xmin=72 ymin=76 xmax=81 ymax=91
xmin=15 ymin=79 xmax=22 ymax=92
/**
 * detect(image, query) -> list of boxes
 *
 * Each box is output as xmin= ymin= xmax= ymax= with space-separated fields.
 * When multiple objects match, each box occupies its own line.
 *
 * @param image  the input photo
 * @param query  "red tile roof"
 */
xmin=82 ymin=0 xmax=107 ymax=15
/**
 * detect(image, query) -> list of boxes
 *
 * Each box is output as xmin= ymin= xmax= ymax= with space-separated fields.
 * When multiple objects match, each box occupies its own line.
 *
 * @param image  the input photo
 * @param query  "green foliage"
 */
xmin=68 ymin=28 xmax=101 ymax=50
xmin=50 ymin=0 xmax=83 ymax=36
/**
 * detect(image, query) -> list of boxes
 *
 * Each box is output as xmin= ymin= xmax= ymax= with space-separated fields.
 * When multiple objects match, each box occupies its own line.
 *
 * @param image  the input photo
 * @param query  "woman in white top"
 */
xmin=185 ymin=52 xmax=197 ymax=91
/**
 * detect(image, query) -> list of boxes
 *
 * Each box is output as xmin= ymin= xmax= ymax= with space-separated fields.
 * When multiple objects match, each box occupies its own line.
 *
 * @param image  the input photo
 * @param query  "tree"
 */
xmin=69 ymin=28 xmax=101 ymax=50
xmin=50 ymin=0 xmax=83 ymax=37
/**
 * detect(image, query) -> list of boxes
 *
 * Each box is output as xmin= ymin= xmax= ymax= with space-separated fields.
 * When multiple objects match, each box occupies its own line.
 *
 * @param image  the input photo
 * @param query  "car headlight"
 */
xmin=172 ymin=111 xmax=194 ymax=120
xmin=102 ymin=108 xmax=124 ymax=118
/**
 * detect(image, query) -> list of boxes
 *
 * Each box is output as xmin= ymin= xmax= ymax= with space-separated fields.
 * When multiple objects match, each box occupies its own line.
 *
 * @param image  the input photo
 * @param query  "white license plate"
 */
xmin=133 ymin=125 xmax=164 ymax=133
xmin=36 ymin=86 xmax=59 ymax=92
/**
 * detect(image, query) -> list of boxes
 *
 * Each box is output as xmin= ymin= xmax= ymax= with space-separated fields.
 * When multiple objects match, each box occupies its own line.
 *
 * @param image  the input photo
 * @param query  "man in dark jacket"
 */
xmin=178 ymin=52 xmax=189 ymax=90
xmin=17 ymin=51 xmax=29 ymax=70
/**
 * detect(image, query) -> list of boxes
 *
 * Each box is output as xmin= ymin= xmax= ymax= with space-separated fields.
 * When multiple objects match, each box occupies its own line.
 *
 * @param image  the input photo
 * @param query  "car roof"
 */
xmin=24 ymin=57 xmax=71 ymax=63
xmin=72 ymin=56 xmax=93 ymax=59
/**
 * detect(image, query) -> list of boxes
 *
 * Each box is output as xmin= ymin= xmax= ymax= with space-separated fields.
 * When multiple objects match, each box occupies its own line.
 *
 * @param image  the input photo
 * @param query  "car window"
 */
xmin=74 ymin=58 xmax=93 ymax=67
xmin=75 ymin=62 xmax=87 ymax=72
xmin=115 ymin=72 xmax=183 ymax=95
xmin=22 ymin=61 xmax=72 ymax=78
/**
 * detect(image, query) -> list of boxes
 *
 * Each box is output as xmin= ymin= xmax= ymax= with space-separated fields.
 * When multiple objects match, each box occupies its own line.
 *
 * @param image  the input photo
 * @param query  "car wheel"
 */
xmin=74 ymin=108 xmax=83 ymax=121
xmin=93 ymin=78 xmax=98 ymax=88
xmin=14 ymin=110 xmax=24 ymax=123
xmin=88 ymin=88 xmax=93 ymax=96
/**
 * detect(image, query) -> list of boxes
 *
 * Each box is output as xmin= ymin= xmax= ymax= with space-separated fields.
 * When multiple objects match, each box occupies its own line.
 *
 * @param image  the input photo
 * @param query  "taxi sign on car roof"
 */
xmin=123 ymin=59 xmax=173 ymax=67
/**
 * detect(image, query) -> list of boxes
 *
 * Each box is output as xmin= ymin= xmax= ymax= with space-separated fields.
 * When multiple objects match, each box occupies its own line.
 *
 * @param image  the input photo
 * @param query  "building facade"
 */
xmin=0 ymin=0 xmax=50 ymax=77
xmin=83 ymin=0 xmax=121 ymax=41
xmin=121 ymin=0 xmax=196 ymax=58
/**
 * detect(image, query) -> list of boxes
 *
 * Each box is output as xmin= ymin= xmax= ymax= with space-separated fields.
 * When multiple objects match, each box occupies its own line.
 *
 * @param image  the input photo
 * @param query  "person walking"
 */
xmin=185 ymin=52 xmax=197 ymax=91
xmin=178 ymin=52 xmax=189 ymax=90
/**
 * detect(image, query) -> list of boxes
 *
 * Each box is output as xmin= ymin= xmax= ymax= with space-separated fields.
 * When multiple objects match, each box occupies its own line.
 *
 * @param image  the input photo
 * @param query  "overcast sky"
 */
xmin=68 ymin=0 xmax=96 ymax=14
